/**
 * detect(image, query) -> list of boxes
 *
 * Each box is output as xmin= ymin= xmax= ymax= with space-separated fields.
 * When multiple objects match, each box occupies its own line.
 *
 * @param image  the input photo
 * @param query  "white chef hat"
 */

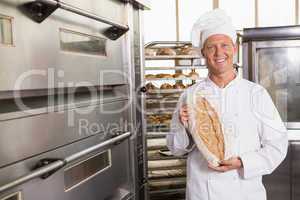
xmin=191 ymin=9 xmax=237 ymax=49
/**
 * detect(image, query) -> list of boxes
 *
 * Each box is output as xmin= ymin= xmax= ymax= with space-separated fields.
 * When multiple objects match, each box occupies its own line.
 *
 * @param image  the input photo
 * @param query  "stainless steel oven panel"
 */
xmin=243 ymin=39 xmax=300 ymax=129
xmin=0 ymin=99 xmax=129 ymax=168
xmin=0 ymin=133 xmax=133 ymax=200
xmin=263 ymin=142 xmax=291 ymax=200
xmin=291 ymin=141 xmax=300 ymax=200
xmin=61 ymin=0 xmax=127 ymax=25
xmin=0 ymin=0 xmax=128 ymax=91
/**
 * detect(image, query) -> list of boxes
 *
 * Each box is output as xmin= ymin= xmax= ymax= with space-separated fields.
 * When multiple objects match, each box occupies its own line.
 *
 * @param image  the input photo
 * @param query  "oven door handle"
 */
xmin=21 ymin=0 xmax=129 ymax=40
xmin=0 ymin=132 xmax=131 ymax=193
xmin=65 ymin=131 xmax=131 ymax=163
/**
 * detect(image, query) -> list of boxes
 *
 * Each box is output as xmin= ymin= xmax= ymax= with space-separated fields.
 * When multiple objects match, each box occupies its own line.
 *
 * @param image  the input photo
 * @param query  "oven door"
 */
xmin=0 ymin=132 xmax=133 ymax=200
xmin=0 ymin=97 xmax=130 ymax=169
xmin=0 ymin=0 xmax=129 ymax=91
xmin=246 ymin=40 xmax=300 ymax=129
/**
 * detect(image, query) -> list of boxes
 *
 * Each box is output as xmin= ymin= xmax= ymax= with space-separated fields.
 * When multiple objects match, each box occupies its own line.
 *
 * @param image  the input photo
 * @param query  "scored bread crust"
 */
xmin=187 ymin=92 xmax=225 ymax=166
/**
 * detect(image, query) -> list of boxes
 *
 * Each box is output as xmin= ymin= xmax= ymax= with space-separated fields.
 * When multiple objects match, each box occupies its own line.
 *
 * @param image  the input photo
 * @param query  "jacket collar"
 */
xmin=205 ymin=71 xmax=241 ymax=90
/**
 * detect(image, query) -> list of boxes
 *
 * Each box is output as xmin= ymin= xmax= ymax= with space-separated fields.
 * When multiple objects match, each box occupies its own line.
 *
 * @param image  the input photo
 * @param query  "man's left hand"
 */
xmin=208 ymin=157 xmax=243 ymax=172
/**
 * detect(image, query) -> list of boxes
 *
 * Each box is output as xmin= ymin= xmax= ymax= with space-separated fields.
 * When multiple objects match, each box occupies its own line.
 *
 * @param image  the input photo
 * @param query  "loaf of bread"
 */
xmin=147 ymin=114 xmax=172 ymax=124
xmin=156 ymin=73 xmax=173 ymax=78
xmin=145 ymin=74 xmax=156 ymax=79
xmin=173 ymin=82 xmax=185 ymax=89
xmin=173 ymin=73 xmax=186 ymax=79
xmin=145 ymin=48 xmax=157 ymax=56
xmin=160 ymin=114 xmax=172 ymax=124
xmin=187 ymin=71 xmax=199 ymax=80
xmin=186 ymin=93 xmax=225 ymax=166
xmin=160 ymin=83 xmax=173 ymax=89
xmin=145 ymin=82 xmax=158 ymax=90
xmin=156 ymin=48 xmax=177 ymax=56
xmin=178 ymin=46 xmax=200 ymax=56
xmin=148 ymin=115 xmax=160 ymax=124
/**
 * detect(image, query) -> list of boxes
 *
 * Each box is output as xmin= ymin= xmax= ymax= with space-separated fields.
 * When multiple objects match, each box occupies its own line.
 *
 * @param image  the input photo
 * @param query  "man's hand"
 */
xmin=208 ymin=157 xmax=243 ymax=172
xmin=179 ymin=105 xmax=189 ymax=125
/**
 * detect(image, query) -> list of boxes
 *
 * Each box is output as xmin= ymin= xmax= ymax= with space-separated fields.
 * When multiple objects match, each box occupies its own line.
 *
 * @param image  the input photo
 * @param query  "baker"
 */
xmin=166 ymin=9 xmax=288 ymax=200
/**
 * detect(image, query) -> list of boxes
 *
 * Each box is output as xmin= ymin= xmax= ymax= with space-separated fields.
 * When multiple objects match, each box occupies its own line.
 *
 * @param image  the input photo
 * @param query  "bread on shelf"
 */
xmin=159 ymin=114 xmax=172 ymax=124
xmin=147 ymin=114 xmax=172 ymax=124
xmin=145 ymin=48 xmax=157 ymax=56
xmin=187 ymin=71 xmax=199 ymax=80
xmin=160 ymin=83 xmax=173 ymax=90
xmin=178 ymin=46 xmax=201 ymax=56
xmin=145 ymin=82 xmax=158 ymax=90
xmin=145 ymin=74 xmax=157 ymax=79
xmin=147 ymin=115 xmax=161 ymax=124
xmin=173 ymin=82 xmax=186 ymax=89
xmin=156 ymin=48 xmax=177 ymax=56
xmin=173 ymin=73 xmax=186 ymax=79
xmin=156 ymin=73 xmax=173 ymax=79
xmin=160 ymin=118 xmax=171 ymax=124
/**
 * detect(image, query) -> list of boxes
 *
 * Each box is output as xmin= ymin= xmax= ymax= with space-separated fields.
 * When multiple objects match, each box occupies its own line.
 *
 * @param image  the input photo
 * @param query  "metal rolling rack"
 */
xmin=143 ymin=41 xmax=206 ymax=200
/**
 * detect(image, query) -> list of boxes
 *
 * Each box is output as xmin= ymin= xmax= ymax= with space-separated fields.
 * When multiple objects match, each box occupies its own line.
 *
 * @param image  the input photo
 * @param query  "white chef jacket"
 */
xmin=166 ymin=76 xmax=288 ymax=200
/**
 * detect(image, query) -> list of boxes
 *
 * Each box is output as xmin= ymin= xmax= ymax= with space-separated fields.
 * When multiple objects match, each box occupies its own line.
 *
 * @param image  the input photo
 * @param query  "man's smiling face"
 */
xmin=201 ymin=34 xmax=237 ymax=75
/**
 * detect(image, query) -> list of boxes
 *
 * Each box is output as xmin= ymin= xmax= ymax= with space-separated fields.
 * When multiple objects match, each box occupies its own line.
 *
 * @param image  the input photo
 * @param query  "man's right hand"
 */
xmin=179 ymin=105 xmax=189 ymax=124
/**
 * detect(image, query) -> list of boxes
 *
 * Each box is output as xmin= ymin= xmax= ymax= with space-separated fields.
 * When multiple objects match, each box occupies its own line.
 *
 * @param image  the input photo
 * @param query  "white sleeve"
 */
xmin=166 ymin=91 xmax=195 ymax=156
xmin=240 ymin=87 xmax=288 ymax=179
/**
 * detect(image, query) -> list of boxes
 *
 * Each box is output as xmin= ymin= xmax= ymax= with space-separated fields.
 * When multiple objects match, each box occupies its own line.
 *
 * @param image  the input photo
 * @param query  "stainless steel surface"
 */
xmin=0 ymin=132 xmax=131 ymax=193
xmin=0 ymin=136 xmax=133 ymax=200
xmin=129 ymin=6 xmax=148 ymax=200
xmin=291 ymin=141 xmax=300 ymax=200
xmin=243 ymin=27 xmax=300 ymax=128
xmin=65 ymin=132 xmax=131 ymax=163
xmin=0 ymin=14 xmax=13 ymax=46
xmin=263 ymin=143 xmax=291 ymax=200
xmin=0 ymin=0 xmax=147 ymax=199
xmin=0 ymin=92 xmax=128 ymax=121
xmin=254 ymin=40 xmax=300 ymax=48
xmin=242 ymin=42 xmax=250 ymax=80
xmin=0 ymin=0 xmax=128 ymax=91
xmin=145 ymin=41 xmax=194 ymax=47
xmin=243 ymin=25 xmax=300 ymax=42
xmin=0 ymin=191 xmax=21 ymax=200
xmin=0 ymin=99 xmax=129 ymax=168
xmin=288 ymin=130 xmax=300 ymax=140
xmin=39 ymin=0 xmax=128 ymax=30
xmin=0 ymin=161 xmax=65 ymax=194
xmin=64 ymin=150 xmax=112 ymax=191
xmin=132 ymin=0 xmax=151 ymax=10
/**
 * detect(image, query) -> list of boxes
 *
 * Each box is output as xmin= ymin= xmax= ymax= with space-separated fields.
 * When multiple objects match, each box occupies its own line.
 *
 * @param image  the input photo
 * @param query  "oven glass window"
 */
xmin=60 ymin=28 xmax=107 ymax=56
xmin=257 ymin=47 xmax=300 ymax=123
xmin=64 ymin=150 xmax=111 ymax=191
xmin=0 ymin=15 xmax=13 ymax=45
xmin=0 ymin=192 xmax=21 ymax=200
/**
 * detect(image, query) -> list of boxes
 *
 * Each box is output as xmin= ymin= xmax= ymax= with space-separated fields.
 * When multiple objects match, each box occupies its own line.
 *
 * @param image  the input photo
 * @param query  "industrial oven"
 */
xmin=0 ymin=0 xmax=149 ymax=200
xmin=243 ymin=25 xmax=300 ymax=200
